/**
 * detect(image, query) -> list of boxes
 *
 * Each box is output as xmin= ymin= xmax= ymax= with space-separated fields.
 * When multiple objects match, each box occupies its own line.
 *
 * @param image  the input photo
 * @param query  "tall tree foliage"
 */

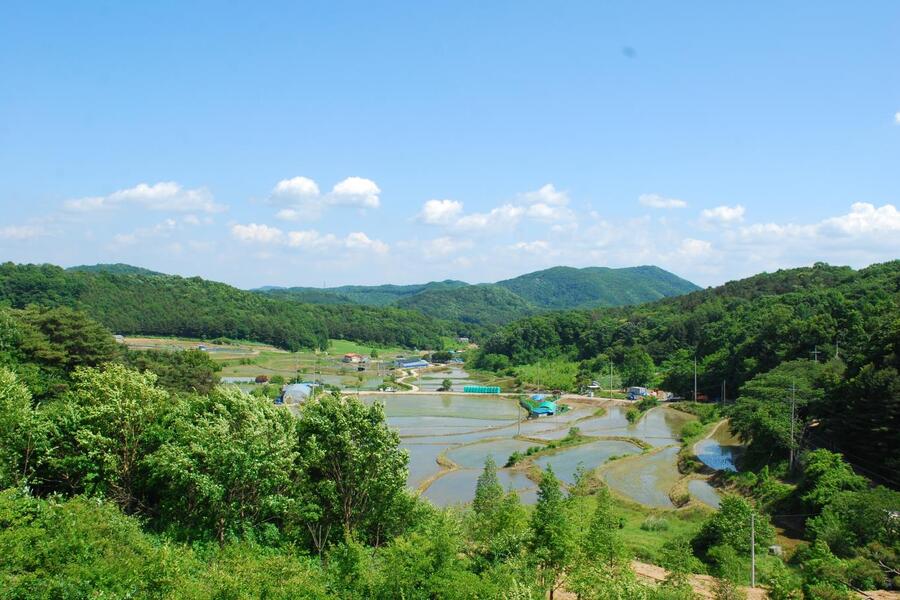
xmin=529 ymin=467 xmax=572 ymax=599
xmin=39 ymin=364 xmax=170 ymax=511
xmin=147 ymin=386 xmax=298 ymax=544
xmin=294 ymin=393 xmax=409 ymax=551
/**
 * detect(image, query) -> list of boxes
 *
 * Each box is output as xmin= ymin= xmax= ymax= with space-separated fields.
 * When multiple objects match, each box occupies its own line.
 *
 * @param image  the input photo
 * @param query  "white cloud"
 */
xmin=525 ymin=202 xmax=574 ymax=222
xmin=895 ymin=112 xmax=900 ymax=125
xmin=286 ymin=230 xmax=338 ymax=250
xmin=0 ymin=225 xmax=43 ymax=240
xmin=422 ymin=236 xmax=473 ymax=259
xmin=273 ymin=176 xmax=320 ymax=199
xmin=456 ymin=204 xmax=525 ymax=230
xmin=509 ymin=240 xmax=551 ymax=253
xmin=676 ymin=238 xmax=713 ymax=257
xmin=231 ymin=223 xmax=388 ymax=255
xmin=345 ymin=231 xmax=389 ymax=254
xmin=330 ymin=177 xmax=381 ymax=208
xmin=231 ymin=223 xmax=284 ymax=244
xmin=521 ymin=184 xmax=569 ymax=206
xmin=639 ymin=193 xmax=687 ymax=209
xmin=66 ymin=182 xmax=224 ymax=213
xmin=701 ymin=204 xmax=745 ymax=224
xmin=820 ymin=202 xmax=900 ymax=235
xmin=269 ymin=175 xmax=381 ymax=220
xmin=418 ymin=199 xmax=464 ymax=225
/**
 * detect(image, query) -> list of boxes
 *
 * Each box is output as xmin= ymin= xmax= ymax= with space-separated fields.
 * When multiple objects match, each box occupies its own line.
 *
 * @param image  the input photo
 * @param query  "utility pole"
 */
xmin=810 ymin=345 xmax=820 ymax=362
xmin=693 ymin=357 xmax=698 ymax=402
xmin=750 ymin=513 xmax=756 ymax=588
xmin=609 ymin=362 xmax=614 ymax=398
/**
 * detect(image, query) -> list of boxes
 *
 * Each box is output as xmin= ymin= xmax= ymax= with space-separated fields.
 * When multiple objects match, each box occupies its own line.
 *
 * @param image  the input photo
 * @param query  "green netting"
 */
xmin=463 ymin=385 xmax=501 ymax=394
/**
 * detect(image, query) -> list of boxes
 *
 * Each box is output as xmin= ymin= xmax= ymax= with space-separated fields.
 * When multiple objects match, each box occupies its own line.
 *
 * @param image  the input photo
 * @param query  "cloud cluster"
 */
xmin=0 ymin=225 xmax=43 ymax=240
xmin=701 ymin=204 xmax=745 ymax=224
xmin=417 ymin=184 xmax=574 ymax=232
xmin=66 ymin=182 xmax=225 ymax=213
xmin=272 ymin=176 xmax=381 ymax=220
xmin=639 ymin=194 xmax=687 ymax=209
xmin=231 ymin=223 xmax=388 ymax=255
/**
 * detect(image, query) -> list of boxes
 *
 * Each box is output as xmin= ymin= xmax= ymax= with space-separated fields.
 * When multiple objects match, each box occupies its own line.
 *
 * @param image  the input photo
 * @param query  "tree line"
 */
xmin=0 ymin=262 xmax=450 ymax=351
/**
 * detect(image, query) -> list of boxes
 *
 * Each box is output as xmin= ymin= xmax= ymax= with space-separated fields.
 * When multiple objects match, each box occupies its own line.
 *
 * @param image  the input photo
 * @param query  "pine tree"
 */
xmin=529 ymin=466 xmax=572 ymax=599
xmin=582 ymin=483 xmax=625 ymax=567
xmin=473 ymin=455 xmax=503 ymax=516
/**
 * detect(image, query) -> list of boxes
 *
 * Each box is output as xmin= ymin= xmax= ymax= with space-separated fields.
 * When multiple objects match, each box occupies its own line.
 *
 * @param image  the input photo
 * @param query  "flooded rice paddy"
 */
xmin=693 ymin=422 xmax=743 ymax=472
xmin=367 ymin=385 xmax=736 ymax=509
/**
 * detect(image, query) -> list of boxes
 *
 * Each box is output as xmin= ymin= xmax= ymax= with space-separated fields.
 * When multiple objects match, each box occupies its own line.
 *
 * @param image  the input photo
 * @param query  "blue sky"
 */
xmin=2 ymin=1 xmax=899 ymax=288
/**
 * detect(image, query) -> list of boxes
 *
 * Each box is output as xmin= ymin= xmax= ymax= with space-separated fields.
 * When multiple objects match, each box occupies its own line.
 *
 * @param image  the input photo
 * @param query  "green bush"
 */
xmin=639 ymin=516 xmax=670 ymax=532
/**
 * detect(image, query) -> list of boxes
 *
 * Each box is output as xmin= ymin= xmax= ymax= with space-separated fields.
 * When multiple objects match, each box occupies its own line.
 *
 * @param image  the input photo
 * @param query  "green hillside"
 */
xmin=258 ymin=266 xmax=699 ymax=319
xmin=495 ymin=265 xmax=700 ymax=309
xmin=476 ymin=260 xmax=900 ymax=482
xmin=395 ymin=284 xmax=537 ymax=329
xmin=0 ymin=263 xmax=449 ymax=351
xmin=262 ymin=279 xmax=469 ymax=306
xmin=67 ymin=263 xmax=166 ymax=277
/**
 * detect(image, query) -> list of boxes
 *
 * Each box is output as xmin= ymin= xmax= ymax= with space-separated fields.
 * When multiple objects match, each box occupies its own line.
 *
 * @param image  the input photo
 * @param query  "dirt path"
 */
xmin=629 ymin=560 xmax=768 ymax=599
xmin=554 ymin=561 xmax=898 ymax=600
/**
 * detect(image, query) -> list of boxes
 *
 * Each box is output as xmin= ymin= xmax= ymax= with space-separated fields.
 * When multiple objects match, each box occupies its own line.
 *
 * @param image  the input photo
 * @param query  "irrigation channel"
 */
xmin=357 ymin=367 xmax=742 ymax=509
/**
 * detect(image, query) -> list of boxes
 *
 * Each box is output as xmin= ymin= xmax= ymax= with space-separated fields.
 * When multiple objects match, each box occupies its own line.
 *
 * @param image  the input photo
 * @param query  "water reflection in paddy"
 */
xmin=445 ymin=439 xmax=536 ymax=469
xmin=422 ymin=468 xmax=535 ymax=506
xmin=370 ymin=393 xmax=520 ymax=420
xmin=535 ymin=440 xmax=642 ymax=484
xmin=603 ymin=446 xmax=681 ymax=508
xmin=694 ymin=423 xmax=743 ymax=472
xmin=688 ymin=479 xmax=721 ymax=508
xmin=372 ymin=395 xmax=699 ymax=509
xmin=402 ymin=442 xmax=453 ymax=488
xmin=576 ymin=406 xmax=690 ymax=446
xmin=412 ymin=366 xmax=477 ymax=391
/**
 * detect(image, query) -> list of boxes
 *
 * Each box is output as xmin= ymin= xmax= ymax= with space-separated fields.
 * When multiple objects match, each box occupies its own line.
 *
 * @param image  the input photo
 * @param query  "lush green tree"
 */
xmin=620 ymin=347 xmax=655 ymax=387
xmin=0 ymin=368 xmax=48 ymax=488
xmin=147 ymin=386 xmax=297 ymax=544
xmin=373 ymin=510 xmax=489 ymax=599
xmin=692 ymin=496 xmax=775 ymax=562
xmin=123 ymin=348 xmax=221 ymax=394
xmin=727 ymin=360 xmax=833 ymax=470
xmin=794 ymin=449 xmax=867 ymax=514
xmin=469 ymin=456 xmax=528 ymax=566
xmin=581 ymin=483 xmax=626 ymax=567
xmin=0 ymin=488 xmax=190 ymax=598
xmin=660 ymin=348 xmax=698 ymax=398
xmin=16 ymin=305 xmax=119 ymax=372
xmin=807 ymin=486 xmax=900 ymax=556
xmin=529 ymin=467 xmax=573 ymax=599
xmin=40 ymin=364 xmax=171 ymax=511
xmin=294 ymin=392 xmax=409 ymax=552
xmin=439 ymin=378 xmax=454 ymax=391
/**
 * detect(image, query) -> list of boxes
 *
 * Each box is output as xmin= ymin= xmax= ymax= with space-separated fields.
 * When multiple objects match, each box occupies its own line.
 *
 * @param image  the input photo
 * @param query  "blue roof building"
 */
xmin=531 ymin=400 xmax=557 ymax=416
xmin=395 ymin=358 xmax=429 ymax=369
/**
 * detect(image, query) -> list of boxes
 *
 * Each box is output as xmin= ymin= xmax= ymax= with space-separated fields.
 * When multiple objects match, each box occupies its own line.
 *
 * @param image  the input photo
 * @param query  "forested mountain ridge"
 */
xmin=67 ymin=263 xmax=166 ymax=277
xmin=0 ymin=263 xmax=450 ymax=351
xmin=394 ymin=284 xmax=538 ymax=329
xmin=256 ymin=264 xmax=700 ymax=324
xmin=475 ymin=260 xmax=900 ymax=481
xmin=261 ymin=279 xmax=469 ymax=306
xmin=495 ymin=265 xmax=701 ymax=309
